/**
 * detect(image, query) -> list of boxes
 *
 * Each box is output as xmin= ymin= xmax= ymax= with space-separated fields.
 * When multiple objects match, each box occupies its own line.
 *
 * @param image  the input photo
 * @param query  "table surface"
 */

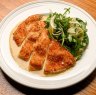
xmin=0 ymin=0 xmax=96 ymax=95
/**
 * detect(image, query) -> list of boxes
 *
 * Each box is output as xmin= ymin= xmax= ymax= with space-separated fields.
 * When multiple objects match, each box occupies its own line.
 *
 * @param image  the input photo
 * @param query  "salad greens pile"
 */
xmin=45 ymin=8 xmax=89 ymax=60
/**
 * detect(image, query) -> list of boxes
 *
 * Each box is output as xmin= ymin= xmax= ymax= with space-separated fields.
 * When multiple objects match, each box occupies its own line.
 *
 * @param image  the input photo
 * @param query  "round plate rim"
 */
xmin=0 ymin=0 xmax=96 ymax=89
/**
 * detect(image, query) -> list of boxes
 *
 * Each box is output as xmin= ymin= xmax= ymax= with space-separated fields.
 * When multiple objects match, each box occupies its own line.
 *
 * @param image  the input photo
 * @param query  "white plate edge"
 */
xmin=0 ymin=0 xmax=96 ymax=89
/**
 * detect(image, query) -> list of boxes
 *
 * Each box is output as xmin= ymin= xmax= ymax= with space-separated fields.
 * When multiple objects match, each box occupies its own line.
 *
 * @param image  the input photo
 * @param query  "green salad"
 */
xmin=45 ymin=8 xmax=89 ymax=60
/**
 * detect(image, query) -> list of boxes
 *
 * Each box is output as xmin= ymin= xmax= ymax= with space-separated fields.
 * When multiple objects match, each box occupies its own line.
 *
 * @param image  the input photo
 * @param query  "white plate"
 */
xmin=0 ymin=1 xmax=96 ymax=89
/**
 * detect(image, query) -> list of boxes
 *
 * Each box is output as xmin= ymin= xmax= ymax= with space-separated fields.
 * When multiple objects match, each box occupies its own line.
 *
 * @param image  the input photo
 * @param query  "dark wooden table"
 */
xmin=0 ymin=0 xmax=96 ymax=95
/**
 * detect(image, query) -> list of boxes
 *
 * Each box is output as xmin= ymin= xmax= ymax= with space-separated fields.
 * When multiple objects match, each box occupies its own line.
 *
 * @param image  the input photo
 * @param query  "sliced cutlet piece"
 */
xmin=29 ymin=29 xmax=51 ymax=71
xmin=19 ymin=32 xmax=40 ymax=61
xmin=44 ymin=40 xmax=76 ymax=74
xmin=13 ymin=14 xmax=42 ymax=46
xmin=18 ymin=40 xmax=33 ymax=61
xmin=13 ymin=22 xmax=27 ymax=46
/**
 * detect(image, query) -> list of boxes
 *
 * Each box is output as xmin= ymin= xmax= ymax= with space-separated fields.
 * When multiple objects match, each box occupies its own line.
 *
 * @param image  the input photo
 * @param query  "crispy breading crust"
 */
xmin=29 ymin=52 xmax=45 ymax=70
xmin=13 ymin=22 xmax=27 ymax=46
xmin=28 ymin=32 xmax=40 ymax=42
xmin=19 ymin=40 xmax=33 ymax=61
xmin=19 ymin=32 xmax=40 ymax=61
xmin=28 ymin=21 xmax=46 ymax=32
xmin=13 ymin=14 xmax=43 ymax=46
xmin=25 ymin=14 xmax=42 ymax=24
xmin=13 ymin=14 xmax=76 ymax=74
xmin=44 ymin=41 xmax=76 ymax=74
xmin=29 ymin=29 xmax=51 ymax=70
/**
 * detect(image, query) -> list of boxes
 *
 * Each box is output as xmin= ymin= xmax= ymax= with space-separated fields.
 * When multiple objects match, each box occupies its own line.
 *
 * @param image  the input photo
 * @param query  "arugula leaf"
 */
xmin=45 ymin=8 xmax=89 ymax=60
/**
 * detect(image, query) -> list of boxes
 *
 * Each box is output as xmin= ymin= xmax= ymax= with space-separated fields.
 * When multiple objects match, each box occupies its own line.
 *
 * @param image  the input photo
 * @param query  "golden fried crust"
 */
xmin=25 ymin=14 xmax=42 ymax=24
xmin=29 ymin=52 xmax=45 ymax=70
xmin=34 ymin=45 xmax=46 ymax=56
xmin=44 ymin=41 xmax=76 ymax=74
xmin=19 ymin=32 xmax=40 ymax=61
xmin=13 ymin=14 xmax=76 ymax=74
xmin=44 ymin=61 xmax=67 ymax=74
xmin=19 ymin=40 xmax=33 ymax=61
xmin=29 ymin=29 xmax=51 ymax=71
xmin=13 ymin=22 xmax=27 ymax=46
xmin=13 ymin=14 xmax=44 ymax=46
xmin=28 ymin=21 xmax=46 ymax=32
xmin=47 ymin=54 xmax=64 ymax=62
xmin=28 ymin=32 xmax=40 ymax=42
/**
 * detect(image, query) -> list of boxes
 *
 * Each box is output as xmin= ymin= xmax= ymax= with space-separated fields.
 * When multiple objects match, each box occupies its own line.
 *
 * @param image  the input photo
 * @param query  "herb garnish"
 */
xmin=45 ymin=8 xmax=89 ymax=60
